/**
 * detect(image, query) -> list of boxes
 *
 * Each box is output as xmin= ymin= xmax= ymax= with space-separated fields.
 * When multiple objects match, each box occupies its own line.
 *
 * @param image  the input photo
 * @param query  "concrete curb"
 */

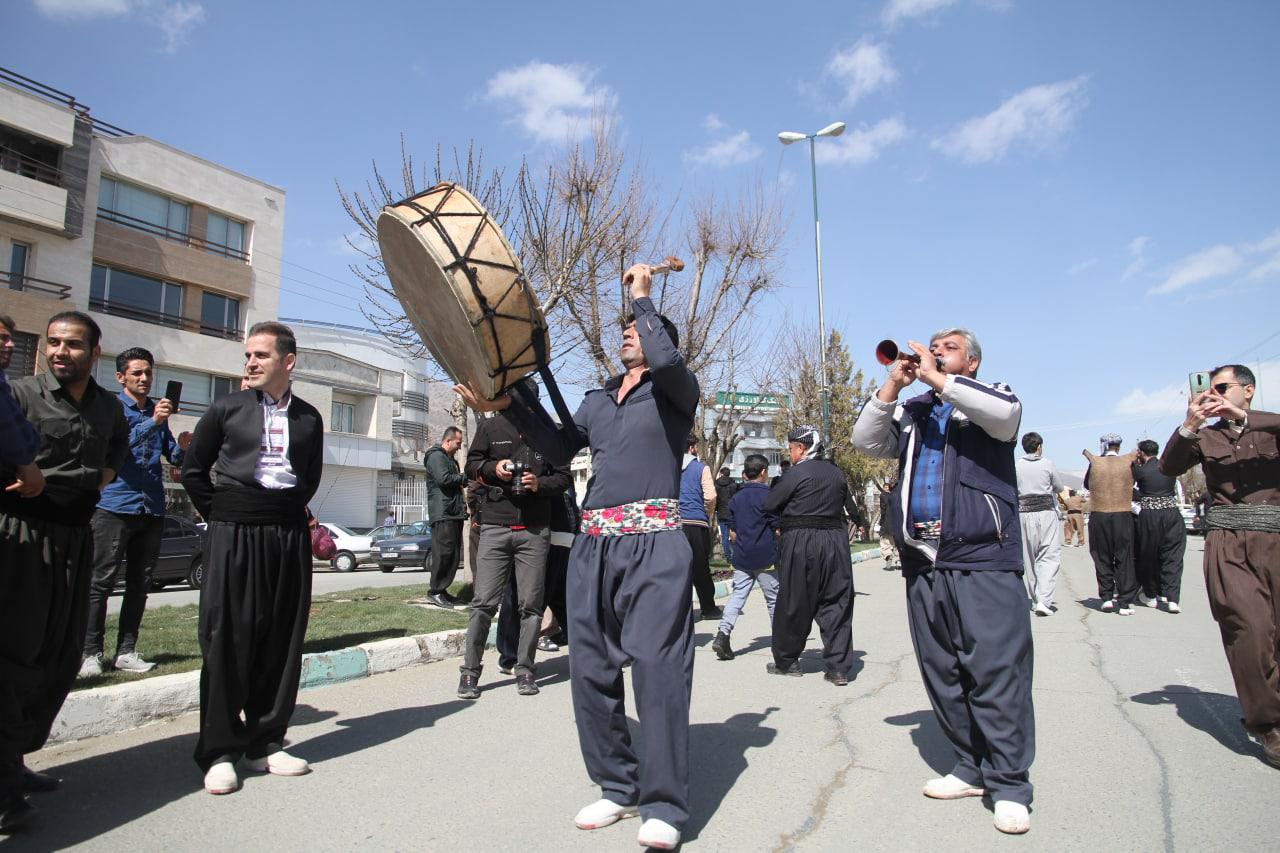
xmin=48 ymin=549 xmax=886 ymax=747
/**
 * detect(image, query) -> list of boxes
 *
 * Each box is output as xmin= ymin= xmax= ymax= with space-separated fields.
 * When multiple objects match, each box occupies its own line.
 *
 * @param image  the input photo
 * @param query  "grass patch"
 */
xmin=75 ymin=582 xmax=469 ymax=691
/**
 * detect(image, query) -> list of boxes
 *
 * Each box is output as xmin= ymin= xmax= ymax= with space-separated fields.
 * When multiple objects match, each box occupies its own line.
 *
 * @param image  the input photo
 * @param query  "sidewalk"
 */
xmin=17 ymin=539 xmax=1280 ymax=851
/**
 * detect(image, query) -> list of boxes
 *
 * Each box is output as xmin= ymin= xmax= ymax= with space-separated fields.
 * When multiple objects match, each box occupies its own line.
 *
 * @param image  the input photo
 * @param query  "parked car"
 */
xmin=371 ymin=520 xmax=433 ymax=572
xmin=369 ymin=523 xmax=412 ymax=542
xmin=116 ymin=515 xmax=207 ymax=591
xmin=318 ymin=522 xmax=373 ymax=572
xmin=1180 ymin=504 xmax=1206 ymax=535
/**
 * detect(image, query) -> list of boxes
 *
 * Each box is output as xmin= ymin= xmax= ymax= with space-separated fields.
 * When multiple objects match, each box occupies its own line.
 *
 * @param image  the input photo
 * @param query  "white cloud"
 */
xmin=485 ymin=62 xmax=613 ymax=143
xmin=684 ymin=130 xmax=762 ymax=168
xmin=1114 ymin=383 xmax=1185 ymax=417
xmin=1246 ymin=253 xmax=1280 ymax=282
xmin=1149 ymin=244 xmax=1242 ymax=295
xmin=1122 ymin=234 xmax=1151 ymax=280
xmin=826 ymin=38 xmax=898 ymax=106
xmin=1066 ymin=257 xmax=1098 ymax=275
xmin=1245 ymin=227 xmax=1280 ymax=255
xmin=814 ymin=116 xmax=908 ymax=165
xmin=34 ymin=0 xmax=205 ymax=51
xmin=703 ymin=114 xmax=726 ymax=132
xmin=932 ymin=76 xmax=1088 ymax=164
xmin=1128 ymin=236 xmax=1150 ymax=256
xmin=330 ymin=229 xmax=375 ymax=257
xmin=881 ymin=0 xmax=959 ymax=28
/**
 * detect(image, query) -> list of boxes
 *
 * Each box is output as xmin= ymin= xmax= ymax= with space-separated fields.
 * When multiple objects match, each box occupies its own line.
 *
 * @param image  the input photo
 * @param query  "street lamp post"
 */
xmin=779 ymin=121 xmax=845 ymax=448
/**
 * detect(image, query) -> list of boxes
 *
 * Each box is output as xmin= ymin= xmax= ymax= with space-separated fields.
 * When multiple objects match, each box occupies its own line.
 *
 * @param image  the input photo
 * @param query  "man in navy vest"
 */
xmin=680 ymin=435 xmax=720 ymax=620
xmin=853 ymin=327 xmax=1033 ymax=836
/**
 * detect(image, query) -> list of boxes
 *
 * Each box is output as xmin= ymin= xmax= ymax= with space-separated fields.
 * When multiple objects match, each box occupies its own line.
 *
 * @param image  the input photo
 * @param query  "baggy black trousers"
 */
xmin=194 ymin=520 xmax=312 ymax=771
xmin=1134 ymin=507 xmax=1186 ymax=602
xmin=1089 ymin=511 xmax=1138 ymax=606
xmin=0 ymin=513 xmax=92 ymax=799
xmin=430 ymin=518 xmax=463 ymax=595
xmin=906 ymin=568 xmax=1035 ymax=806
xmin=567 ymin=528 xmax=694 ymax=830
xmin=771 ymin=527 xmax=855 ymax=674
xmin=683 ymin=523 xmax=718 ymax=612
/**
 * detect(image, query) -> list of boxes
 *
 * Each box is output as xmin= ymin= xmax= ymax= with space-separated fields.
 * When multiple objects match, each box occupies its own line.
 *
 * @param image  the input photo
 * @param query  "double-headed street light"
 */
xmin=779 ymin=121 xmax=845 ymax=449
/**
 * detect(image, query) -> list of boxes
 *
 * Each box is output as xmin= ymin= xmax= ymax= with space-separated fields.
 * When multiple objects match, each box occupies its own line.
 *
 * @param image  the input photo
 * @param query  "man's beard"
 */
xmin=51 ymin=358 xmax=91 ymax=386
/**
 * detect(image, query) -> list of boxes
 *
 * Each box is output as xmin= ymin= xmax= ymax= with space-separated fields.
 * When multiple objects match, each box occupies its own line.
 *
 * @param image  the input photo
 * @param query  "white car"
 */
xmin=318 ymin=522 xmax=373 ymax=572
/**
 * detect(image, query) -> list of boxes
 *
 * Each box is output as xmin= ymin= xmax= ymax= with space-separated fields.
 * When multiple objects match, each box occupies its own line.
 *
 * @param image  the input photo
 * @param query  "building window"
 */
xmin=212 ymin=375 xmax=236 ymax=400
xmin=767 ymin=450 xmax=784 ymax=466
xmin=200 ymin=291 xmax=240 ymax=340
xmin=6 ymin=242 xmax=28 ymax=291
xmin=0 ymin=126 xmax=62 ymax=186
xmin=331 ymin=401 xmax=356 ymax=434
xmin=97 ymin=176 xmax=189 ymax=243
xmin=94 ymin=359 xmax=236 ymax=414
xmin=4 ymin=331 xmax=38 ymax=380
xmin=91 ymin=264 xmax=183 ymax=328
xmin=205 ymin=212 xmax=248 ymax=260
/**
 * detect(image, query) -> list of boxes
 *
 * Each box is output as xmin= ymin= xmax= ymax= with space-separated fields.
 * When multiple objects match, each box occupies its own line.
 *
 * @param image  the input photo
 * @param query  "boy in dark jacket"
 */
xmin=712 ymin=455 xmax=778 ymax=661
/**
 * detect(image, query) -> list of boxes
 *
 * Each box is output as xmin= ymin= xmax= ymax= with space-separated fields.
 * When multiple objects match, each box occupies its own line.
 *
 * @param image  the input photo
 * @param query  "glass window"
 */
xmin=331 ymin=401 xmax=355 ymax=433
xmin=200 ymin=291 xmax=240 ymax=338
xmin=4 ymin=331 xmax=38 ymax=380
xmin=206 ymin=212 xmax=247 ymax=258
xmin=98 ymin=176 xmax=189 ymax=239
xmin=212 ymin=375 xmax=235 ymax=400
xmin=8 ymin=242 xmax=28 ymax=291
xmin=90 ymin=264 xmax=182 ymax=326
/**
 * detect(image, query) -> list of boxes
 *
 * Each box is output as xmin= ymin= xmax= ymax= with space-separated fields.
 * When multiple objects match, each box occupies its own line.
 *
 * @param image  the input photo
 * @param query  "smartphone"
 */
xmin=1188 ymin=372 xmax=1211 ymax=397
xmin=164 ymin=380 xmax=183 ymax=412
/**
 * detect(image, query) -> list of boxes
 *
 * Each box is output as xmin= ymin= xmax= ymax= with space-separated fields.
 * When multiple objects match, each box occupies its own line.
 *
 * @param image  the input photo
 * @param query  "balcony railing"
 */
xmin=1 ymin=270 xmax=72 ymax=299
xmin=88 ymin=296 xmax=244 ymax=342
xmin=0 ymin=66 xmax=132 ymax=137
xmin=0 ymin=145 xmax=62 ymax=187
xmin=96 ymin=207 xmax=249 ymax=262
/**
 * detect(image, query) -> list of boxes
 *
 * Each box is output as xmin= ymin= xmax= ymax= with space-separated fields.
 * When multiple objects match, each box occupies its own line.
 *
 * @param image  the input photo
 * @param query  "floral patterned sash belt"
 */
xmin=582 ymin=499 xmax=681 ymax=537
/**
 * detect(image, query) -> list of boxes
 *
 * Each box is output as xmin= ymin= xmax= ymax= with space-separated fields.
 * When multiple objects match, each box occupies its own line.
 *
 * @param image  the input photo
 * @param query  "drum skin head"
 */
xmin=377 ymin=183 xmax=549 ymax=400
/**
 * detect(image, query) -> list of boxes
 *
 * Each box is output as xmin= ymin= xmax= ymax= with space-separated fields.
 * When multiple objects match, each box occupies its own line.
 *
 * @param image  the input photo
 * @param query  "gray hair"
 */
xmin=930 ymin=327 xmax=982 ymax=364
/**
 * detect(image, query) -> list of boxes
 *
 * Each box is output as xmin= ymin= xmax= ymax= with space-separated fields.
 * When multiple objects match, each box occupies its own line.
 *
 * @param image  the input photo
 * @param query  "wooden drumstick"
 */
xmin=624 ymin=256 xmax=685 ymax=283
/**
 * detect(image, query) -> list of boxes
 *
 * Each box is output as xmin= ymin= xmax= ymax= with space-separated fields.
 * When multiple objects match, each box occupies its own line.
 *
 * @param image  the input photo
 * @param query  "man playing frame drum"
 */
xmin=455 ymin=264 xmax=696 ymax=850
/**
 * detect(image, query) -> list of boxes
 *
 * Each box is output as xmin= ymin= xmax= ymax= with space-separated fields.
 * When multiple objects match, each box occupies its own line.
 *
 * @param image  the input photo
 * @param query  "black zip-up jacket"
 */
xmin=714 ymin=474 xmax=738 ymax=521
xmin=465 ymin=411 xmax=570 ymax=528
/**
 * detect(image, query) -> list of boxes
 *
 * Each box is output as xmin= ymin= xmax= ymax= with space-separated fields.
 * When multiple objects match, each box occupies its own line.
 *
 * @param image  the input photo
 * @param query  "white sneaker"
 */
xmin=993 ymin=800 xmax=1030 ymax=834
xmin=1138 ymin=593 xmax=1158 ymax=608
xmin=77 ymin=655 xmax=103 ymax=678
xmin=203 ymin=761 xmax=239 ymax=795
xmin=113 ymin=652 xmax=156 ymax=673
xmin=1117 ymin=606 xmax=1135 ymax=616
xmin=1033 ymin=603 xmax=1053 ymax=617
xmin=922 ymin=774 xmax=985 ymax=799
xmin=1166 ymin=601 xmax=1181 ymax=614
xmin=637 ymin=818 xmax=681 ymax=849
xmin=1100 ymin=599 xmax=1116 ymax=612
xmin=573 ymin=798 xmax=639 ymax=830
xmin=244 ymin=748 xmax=310 ymax=776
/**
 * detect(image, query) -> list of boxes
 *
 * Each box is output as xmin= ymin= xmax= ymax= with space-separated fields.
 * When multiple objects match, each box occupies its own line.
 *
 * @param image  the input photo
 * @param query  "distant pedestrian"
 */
xmin=424 ymin=427 xmax=467 ymax=609
xmin=681 ymin=435 xmax=720 ymax=620
xmin=878 ymin=480 xmax=900 ymax=569
xmin=1132 ymin=439 xmax=1187 ymax=612
xmin=770 ymin=459 xmax=791 ymax=487
xmin=1083 ymin=434 xmax=1139 ymax=614
xmin=711 ymin=454 xmax=778 ymax=661
xmin=1015 ymin=432 xmax=1066 ymax=616
xmin=714 ymin=466 xmax=737 ymax=563
xmin=383 ymin=510 xmax=396 ymax=527
xmin=1061 ymin=489 xmax=1087 ymax=546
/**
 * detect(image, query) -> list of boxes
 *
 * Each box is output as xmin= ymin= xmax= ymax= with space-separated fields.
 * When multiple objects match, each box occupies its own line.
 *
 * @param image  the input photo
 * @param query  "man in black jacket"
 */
xmin=424 ymin=426 xmax=466 ymax=608
xmin=459 ymin=387 xmax=571 ymax=698
xmin=181 ymin=322 xmax=323 ymax=796
xmin=714 ymin=467 xmax=737 ymax=562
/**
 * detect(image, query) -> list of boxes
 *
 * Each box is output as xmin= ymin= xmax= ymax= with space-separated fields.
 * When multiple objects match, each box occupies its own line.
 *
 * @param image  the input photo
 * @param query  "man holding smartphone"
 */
xmin=1160 ymin=364 xmax=1280 ymax=768
xmin=81 ymin=348 xmax=192 ymax=676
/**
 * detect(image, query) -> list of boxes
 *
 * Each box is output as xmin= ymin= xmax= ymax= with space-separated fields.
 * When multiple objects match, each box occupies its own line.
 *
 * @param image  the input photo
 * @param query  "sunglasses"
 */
xmin=1212 ymin=382 xmax=1242 ymax=394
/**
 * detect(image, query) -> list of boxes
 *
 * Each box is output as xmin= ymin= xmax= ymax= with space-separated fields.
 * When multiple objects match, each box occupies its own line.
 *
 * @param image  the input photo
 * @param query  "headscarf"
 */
xmin=1099 ymin=432 xmax=1122 ymax=454
xmin=787 ymin=425 xmax=824 ymax=463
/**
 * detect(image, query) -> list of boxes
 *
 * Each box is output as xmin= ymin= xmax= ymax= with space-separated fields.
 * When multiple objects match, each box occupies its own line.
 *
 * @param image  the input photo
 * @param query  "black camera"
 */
xmin=509 ymin=460 xmax=531 ymax=496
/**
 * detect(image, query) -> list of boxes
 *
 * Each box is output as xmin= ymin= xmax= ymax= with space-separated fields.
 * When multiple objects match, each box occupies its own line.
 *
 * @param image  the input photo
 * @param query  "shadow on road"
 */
xmin=1130 ymin=685 xmax=1261 ymax=761
xmin=683 ymin=707 xmax=780 ymax=842
xmin=1076 ymin=597 xmax=1111 ymax=612
xmin=884 ymin=709 xmax=953 ymax=775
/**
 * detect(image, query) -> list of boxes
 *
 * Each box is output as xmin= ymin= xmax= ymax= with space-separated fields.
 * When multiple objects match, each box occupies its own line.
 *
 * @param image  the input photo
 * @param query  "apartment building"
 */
xmin=2 ymin=68 xmax=284 ymax=518
xmin=707 ymin=391 xmax=788 ymax=478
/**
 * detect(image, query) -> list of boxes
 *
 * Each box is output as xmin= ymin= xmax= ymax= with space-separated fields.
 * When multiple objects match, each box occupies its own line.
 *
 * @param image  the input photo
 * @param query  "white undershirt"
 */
xmin=254 ymin=388 xmax=297 ymax=489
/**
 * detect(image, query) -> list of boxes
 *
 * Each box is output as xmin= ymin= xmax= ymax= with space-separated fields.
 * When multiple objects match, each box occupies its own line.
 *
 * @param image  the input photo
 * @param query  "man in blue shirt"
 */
xmin=80 ymin=347 xmax=191 ymax=676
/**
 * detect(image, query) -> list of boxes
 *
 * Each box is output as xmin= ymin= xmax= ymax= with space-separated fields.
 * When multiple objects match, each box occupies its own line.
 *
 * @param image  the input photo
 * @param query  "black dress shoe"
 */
xmin=766 ymin=662 xmax=802 ymax=677
xmin=823 ymin=670 xmax=849 ymax=686
xmin=22 ymin=767 xmax=59 ymax=793
xmin=441 ymin=592 xmax=467 ymax=607
xmin=700 ymin=607 xmax=724 ymax=621
xmin=427 ymin=593 xmax=455 ymax=610
xmin=711 ymin=631 xmax=735 ymax=661
xmin=0 ymin=794 xmax=35 ymax=833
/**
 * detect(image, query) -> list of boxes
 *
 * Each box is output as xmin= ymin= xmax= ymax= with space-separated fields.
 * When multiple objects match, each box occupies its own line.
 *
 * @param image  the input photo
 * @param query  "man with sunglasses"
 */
xmin=1159 ymin=364 xmax=1280 ymax=768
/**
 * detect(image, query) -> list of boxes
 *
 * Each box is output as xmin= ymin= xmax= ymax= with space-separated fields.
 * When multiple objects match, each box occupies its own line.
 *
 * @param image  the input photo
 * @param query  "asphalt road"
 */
xmin=21 ymin=536 xmax=1280 ymax=851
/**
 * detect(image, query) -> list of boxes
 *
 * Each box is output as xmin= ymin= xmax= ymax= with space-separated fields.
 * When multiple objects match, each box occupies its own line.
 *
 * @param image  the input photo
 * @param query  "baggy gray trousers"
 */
xmin=462 ymin=525 xmax=549 ymax=677
xmin=1019 ymin=508 xmax=1063 ymax=608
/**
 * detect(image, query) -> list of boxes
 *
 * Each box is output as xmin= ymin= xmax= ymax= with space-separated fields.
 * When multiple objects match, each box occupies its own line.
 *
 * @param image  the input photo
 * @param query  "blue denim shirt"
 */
xmin=908 ymin=397 xmax=952 ymax=528
xmin=97 ymin=389 xmax=184 ymax=516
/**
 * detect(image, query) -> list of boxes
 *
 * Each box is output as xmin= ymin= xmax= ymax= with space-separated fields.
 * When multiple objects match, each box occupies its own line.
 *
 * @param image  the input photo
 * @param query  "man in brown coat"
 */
xmin=1082 ymin=434 xmax=1139 ymax=614
xmin=1159 ymin=364 xmax=1280 ymax=768
xmin=1060 ymin=490 xmax=1087 ymax=546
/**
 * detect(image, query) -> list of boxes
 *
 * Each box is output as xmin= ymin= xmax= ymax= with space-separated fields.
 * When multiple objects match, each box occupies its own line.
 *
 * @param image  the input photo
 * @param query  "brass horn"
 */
xmin=876 ymin=339 xmax=944 ymax=371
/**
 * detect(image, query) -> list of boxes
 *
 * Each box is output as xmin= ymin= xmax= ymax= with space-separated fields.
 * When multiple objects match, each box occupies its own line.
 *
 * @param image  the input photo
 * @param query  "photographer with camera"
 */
xmin=458 ymin=382 xmax=571 ymax=699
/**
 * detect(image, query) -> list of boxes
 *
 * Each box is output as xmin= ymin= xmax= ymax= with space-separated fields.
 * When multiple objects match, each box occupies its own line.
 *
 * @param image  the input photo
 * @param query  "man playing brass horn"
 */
xmin=455 ymin=263 xmax=697 ymax=850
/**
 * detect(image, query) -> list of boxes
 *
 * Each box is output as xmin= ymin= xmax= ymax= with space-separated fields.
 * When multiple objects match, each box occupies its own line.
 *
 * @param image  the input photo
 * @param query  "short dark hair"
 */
xmin=624 ymin=312 xmax=680 ymax=349
xmin=1211 ymin=363 xmax=1256 ymax=387
xmin=442 ymin=426 xmax=463 ymax=441
xmin=0 ymin=313 xmax=14 ymax=334
xmin=1138 ymin=439 xmax=1159 ymax=456
xmin=780 ymin=459 xmax=791 ymax=469
xmin=1021 ymin=432 xmax=1043 ymax=453
xmin=247 ymin=321 xmax=297 ymax=357
xmin=47 ymin=310 xmax=101 ymax=350
xmin=743 ymin=454 xmax=769 ymax=480
xmin=686 ymin=435 xmax=698 ymax=450
xmin=719 ymin=467 xmax=730 ymax=476
xmin=115 ymin=347 xmax=154 ymax=374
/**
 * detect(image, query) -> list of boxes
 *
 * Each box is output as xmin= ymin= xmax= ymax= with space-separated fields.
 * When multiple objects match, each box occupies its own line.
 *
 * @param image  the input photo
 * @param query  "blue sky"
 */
xmin=6 ymin=0 xmax=1278 ymax=474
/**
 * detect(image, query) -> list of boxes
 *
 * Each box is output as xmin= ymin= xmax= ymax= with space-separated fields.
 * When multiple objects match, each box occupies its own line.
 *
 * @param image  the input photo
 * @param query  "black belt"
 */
xmin=1018 ymin=494 xmax=1057 ymax=513
xmin=779 ymin=516 xmax=844 ymax=530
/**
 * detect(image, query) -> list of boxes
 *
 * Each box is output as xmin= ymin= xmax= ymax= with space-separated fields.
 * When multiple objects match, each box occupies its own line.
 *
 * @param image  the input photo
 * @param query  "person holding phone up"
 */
xmin=1159 ymin=364 xmax=1280 ymax=769
xmin=81 ymin=347 xmax=192 ymax=677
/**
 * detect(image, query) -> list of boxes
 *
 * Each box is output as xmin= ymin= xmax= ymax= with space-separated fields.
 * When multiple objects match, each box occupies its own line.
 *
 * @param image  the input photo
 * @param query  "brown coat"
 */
xmin=1083 ymin=450 xmax=1138 ymax=513
xmin=1159 ymin=410 xmax=1280 ymax=508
